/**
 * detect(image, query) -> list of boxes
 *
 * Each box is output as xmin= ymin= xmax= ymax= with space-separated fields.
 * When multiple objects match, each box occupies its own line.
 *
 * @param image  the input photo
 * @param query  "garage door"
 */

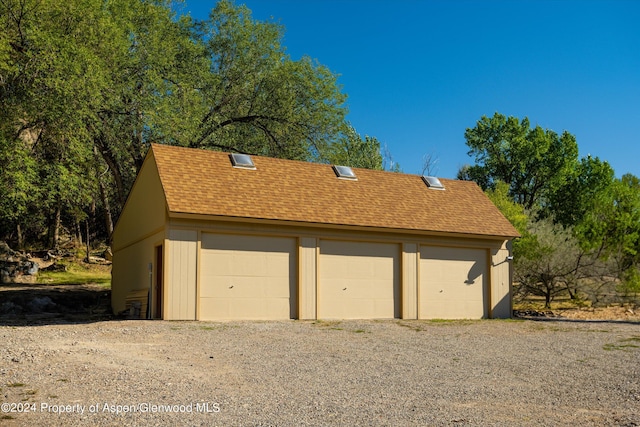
xmin=318 ymin=240 xmax=400 ymax=319
xmin=199 ymin=234 xmax=297 ymax=320
xmin=419 ymin=246 xmax=488 ymax=319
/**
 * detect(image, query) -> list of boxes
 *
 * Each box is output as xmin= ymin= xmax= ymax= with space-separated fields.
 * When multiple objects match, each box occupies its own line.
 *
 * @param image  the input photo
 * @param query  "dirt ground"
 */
xmin=1 ymin=283 xmax=639 ymax=426
xmin=1 ymin=314 xmax=639 ymax=426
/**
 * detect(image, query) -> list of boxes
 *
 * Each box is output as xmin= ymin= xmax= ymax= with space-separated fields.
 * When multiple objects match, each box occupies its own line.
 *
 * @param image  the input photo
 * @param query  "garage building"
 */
xmin=111 ymin=144 xmax=519 ymax=320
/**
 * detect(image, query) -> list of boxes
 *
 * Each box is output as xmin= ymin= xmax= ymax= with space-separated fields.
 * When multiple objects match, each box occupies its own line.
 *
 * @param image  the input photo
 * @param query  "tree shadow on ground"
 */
xmin=0 ymin=283 xmax=114 ymax=327
xmin=514 ymin=310 xmax=640 ymax=326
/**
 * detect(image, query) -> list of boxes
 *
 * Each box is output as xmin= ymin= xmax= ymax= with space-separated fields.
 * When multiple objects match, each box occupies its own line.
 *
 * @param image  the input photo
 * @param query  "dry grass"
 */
xmin=515 ymin=295 xmax=639 ymax=321
xmin=36 ymin=261 xmax=111 ymax=287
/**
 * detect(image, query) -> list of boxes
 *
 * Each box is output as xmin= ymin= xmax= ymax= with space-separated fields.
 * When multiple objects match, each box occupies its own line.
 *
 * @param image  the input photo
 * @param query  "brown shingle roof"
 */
xmin=150 ymin=144 xmax=519 ymax=238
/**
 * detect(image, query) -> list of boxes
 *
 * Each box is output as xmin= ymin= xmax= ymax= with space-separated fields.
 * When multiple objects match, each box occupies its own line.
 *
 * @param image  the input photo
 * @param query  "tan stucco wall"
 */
xmin=153 ymin=218 xmax=514 ymax=320
xmin=402 ymin=243 xmax=419 ymax=319
xmin=490 ymin=240 xmax=512 ymax=318
xmin=165 ymin=229 xmax=197 ymax=320
xmin=298 ymin=237 xmax=317 ymax=320
xmin=112 ymin=153 xmax=167 ymax=252
xmin=111 ymin=229 xmax=165 ymax=316
xmin=111 ymin=151 xmax=168 ymax=316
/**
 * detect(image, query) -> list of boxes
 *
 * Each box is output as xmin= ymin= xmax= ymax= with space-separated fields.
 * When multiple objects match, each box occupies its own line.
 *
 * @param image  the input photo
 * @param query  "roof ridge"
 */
xmin=150 ymin=143 xmax=456 ymax=180
xmin=149 ymin=143 xmax=520 ymax=238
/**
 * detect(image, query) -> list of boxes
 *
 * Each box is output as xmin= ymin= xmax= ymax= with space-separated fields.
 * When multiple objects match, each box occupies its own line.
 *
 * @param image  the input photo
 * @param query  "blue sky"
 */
xmin=182 ymin=0 xmax=639 ymax=178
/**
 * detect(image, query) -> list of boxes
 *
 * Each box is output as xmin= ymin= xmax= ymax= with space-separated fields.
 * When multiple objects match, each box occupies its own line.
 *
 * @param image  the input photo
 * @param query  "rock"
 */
xmin=0 ymin=260 xmax=39 ymax=283
xmin=23 ymin=260 xmax=39 ymax=275
xmin=513 ymin=309 xmax=561 ymax=318
xmin=0 ymin=241 xmax=15 ymax=257
xmin=26 ymin=296 xmax=56 ymax=313
xmin=0 ymin=242 xmax=40 ymax=283
xmin=103 ymin=247 xmax=113 ymax=261
xmin=42 ymin=262 xmax=67 ymax=272
xmin=0 ymin=301 xmax=23 ymax=315
xmin=0 ymin=269 xmax=10 ymax=284
xmin=13 ymin=274 xmax=35 ymax=284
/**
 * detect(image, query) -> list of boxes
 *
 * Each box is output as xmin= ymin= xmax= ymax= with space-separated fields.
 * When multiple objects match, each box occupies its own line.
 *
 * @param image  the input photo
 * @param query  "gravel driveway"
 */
xmin=1 ymin=318 xmax=639 ymax=426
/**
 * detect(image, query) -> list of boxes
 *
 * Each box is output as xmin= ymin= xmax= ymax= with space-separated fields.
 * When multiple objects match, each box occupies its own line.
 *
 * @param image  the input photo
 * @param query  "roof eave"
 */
xmin=167 ymin=211 xmax=519 ymax=241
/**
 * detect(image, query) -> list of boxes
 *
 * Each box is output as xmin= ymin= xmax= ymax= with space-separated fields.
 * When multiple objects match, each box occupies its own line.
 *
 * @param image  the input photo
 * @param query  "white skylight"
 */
xmin=422 ymin=176 xmax=445 ymax=190
xmin=333 ymin=165 xmax=357 ymax=180
xmin=229 ymin=153 xmax=256 ymax=169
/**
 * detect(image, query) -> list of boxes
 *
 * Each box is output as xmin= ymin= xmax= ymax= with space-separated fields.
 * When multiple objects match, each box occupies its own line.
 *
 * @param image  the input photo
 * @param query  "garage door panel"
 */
xmin=325 ymin=298 xmax=373 ymax=319
xmin=201 ymin=275 xmax=291 ymax=299
xmin=200 ymin=234 xmax=296 ymax=320
xmin=200 ymin=297 xmax=290 ymax=320
xmin=201 ymin=254 xmax=275 ymax=277
xmin=345 ymin=264 xmax=367 ymax=278
xmin=372 ymin=281 xmax=393 ymax=299
xmin=420 ymin=246 xmax=488 ymax=319
xmin=265 ymin=276 xmax=290 ymax=297
xmin=319 ymin=240 xmax=400 ymax=319
xmin=202 ymin=233 xmax=291 ymax=251
xmin=267 ymin=255 xmax=291 ymax=276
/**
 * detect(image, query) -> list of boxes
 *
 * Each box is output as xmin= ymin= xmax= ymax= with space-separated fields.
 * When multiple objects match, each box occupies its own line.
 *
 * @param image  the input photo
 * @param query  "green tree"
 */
xmin=93 ymin=0 xmax=351 ymax=220
xmin=324 ymin=124 xmax=383 ymax=170
xmin=484 ymin=181 xmax=527 ymax=235
xmin=92 ymin=0 xmax=207 ymax=206
xmin=0 ymin=136 xmax=38 ymax=247
xmin=576 ymin=174 xmax=640 ymax=300
xmin=0 ymin=0 xmax=370 ymax=248
xmin=1 ymin=0 xmax=212 ymax=245
xmin=191 ymin=0 xmax=347 ymax=161
xmin=513 ymin=217 xmax=580 ymax=308
xmin=0 ymin=0 xmax=111 ymax=246
xmin=512 ymin=214 xmax=612 ymax=307
xmin=546 ymin=155 xmax=615 ymax=228
xmin=462 ymin=113 xmax=640 ymax=306
xmin=461 ymin=112 xmax=579 ymax=209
